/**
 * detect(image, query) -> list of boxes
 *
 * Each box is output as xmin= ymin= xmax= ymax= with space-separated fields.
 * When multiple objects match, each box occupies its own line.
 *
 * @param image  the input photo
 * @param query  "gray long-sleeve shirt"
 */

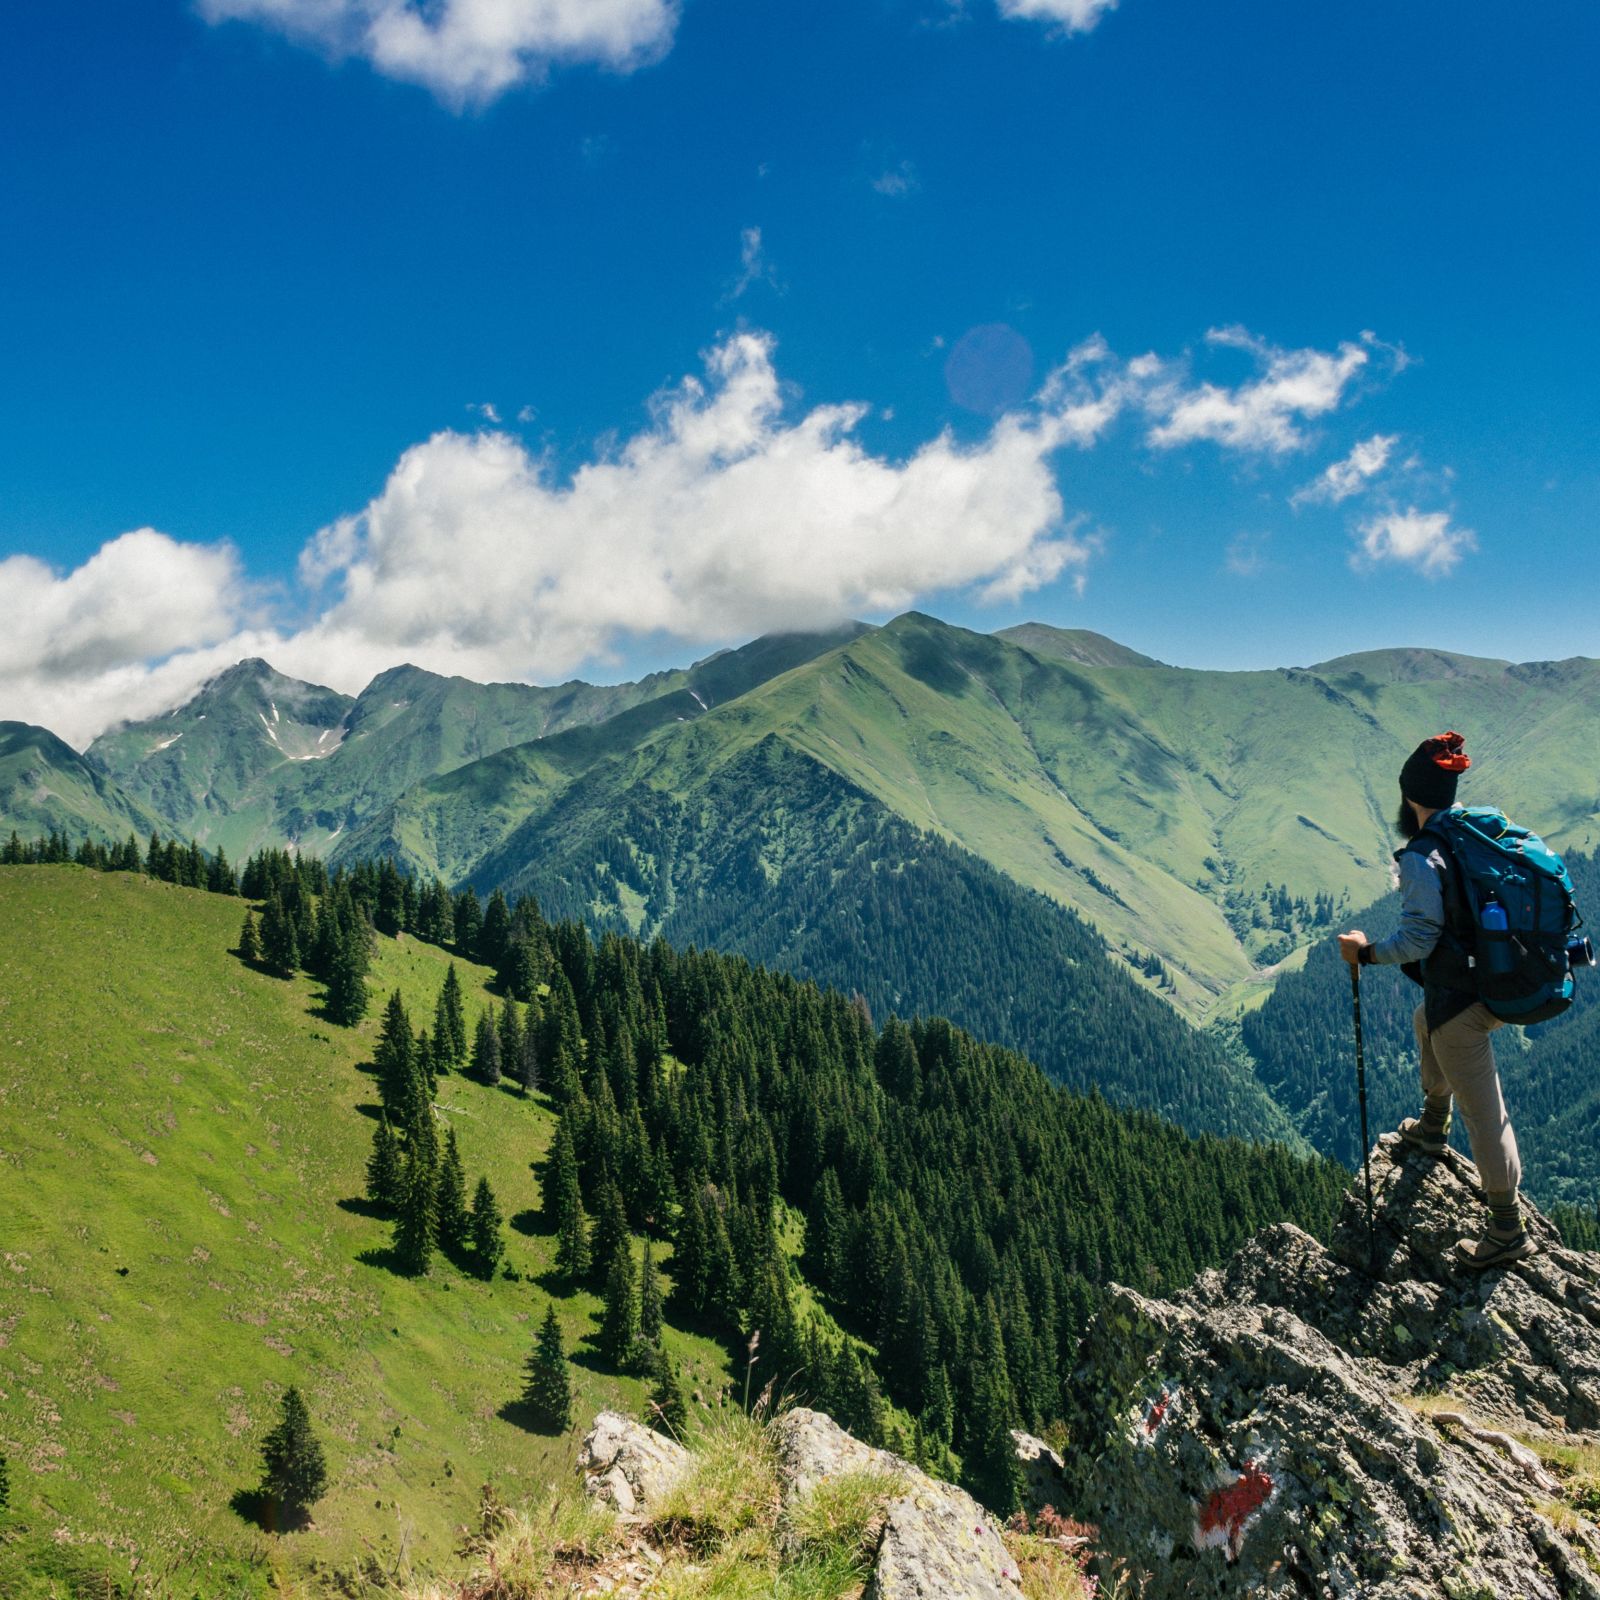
xmin=1366 ymin=843 xmax=1448 ymax=967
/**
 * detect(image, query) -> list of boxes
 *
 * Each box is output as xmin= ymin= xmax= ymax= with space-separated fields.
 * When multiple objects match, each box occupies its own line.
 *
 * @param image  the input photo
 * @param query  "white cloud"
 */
xmin=198 ymin=0 xmax=678 ymax=108
xmin=996 ymin=0 xmax=1119 ymax=33
xmin=1141 ymin=327 xmax=1377 ymax=455
xmin=0 ymin=322 xmax=1405 ymax=745
xmin=4 ymin=332 xmax=1125 ymax=743
xmin=1353 ymin=509 xmax=1475 ymax=577
xmin=872 ymin=162 xmax=920 ymax=198
xmin=729 ymin=227 xmax=776 ymax=299
xmin=1292 ymin=433 xmax=1398 ymax=507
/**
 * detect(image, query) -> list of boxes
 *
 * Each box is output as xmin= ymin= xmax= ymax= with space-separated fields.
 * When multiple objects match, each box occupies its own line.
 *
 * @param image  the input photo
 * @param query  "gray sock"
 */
xmin=1485 ymin=1188 xmax=1523 ymax=1237
xmin=1421 ymin=1096 xmax=1451 ymax=1134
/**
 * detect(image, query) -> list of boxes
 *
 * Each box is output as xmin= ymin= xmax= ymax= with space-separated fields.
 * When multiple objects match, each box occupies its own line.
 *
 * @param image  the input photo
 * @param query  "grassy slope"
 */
xmin=0 ymin=868 xmax=732 ymax=1596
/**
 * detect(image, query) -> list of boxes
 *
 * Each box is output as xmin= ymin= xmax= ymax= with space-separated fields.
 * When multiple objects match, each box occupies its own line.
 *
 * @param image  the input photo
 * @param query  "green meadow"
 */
xmin=0 ymin=866 xmax=733 ymax=1597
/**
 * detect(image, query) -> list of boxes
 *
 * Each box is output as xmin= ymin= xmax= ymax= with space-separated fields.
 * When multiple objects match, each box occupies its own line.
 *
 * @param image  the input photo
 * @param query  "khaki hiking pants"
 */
xmin=1413 ymin=1001 xmax=1521 ymax=1195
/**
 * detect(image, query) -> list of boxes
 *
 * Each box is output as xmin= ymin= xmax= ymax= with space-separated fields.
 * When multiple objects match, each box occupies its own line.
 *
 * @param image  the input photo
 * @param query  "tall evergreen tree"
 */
xmin=497 ymin=1002 xmax=523 ymax=1087
xmin=647 ymin=1344 xmax=688 ymax=1437
xmin=638 ymin=1236 xmax=664 ymax=1353
xmin=523 ymin=1304 xmax=572 ymax=1433
xmin=374 ymin=991 xmax=416 ymax=1121
xmin=435 ymin=1127 xmax=469 ymax=1254
xmin=469 ymin=1175 xmax=504 ymax=1280
xmin=365 ymin=1116 xmax=402 ymax=1213
xmin=471 ymin=1009 xmax=502 ymax=1087
xmin=238 ymin=909 xmax=260 ymax=965
xmin=435 ymin=965 xmax=467 ymax=1069
xmin=961 ymin=1300 xmax=1026 ymax=1517
xmin=258 ymin=1387 xmax=328 ymax=1525
xmin=393 ymin=1150 xmax=437 ymax=1276
xmin=324 ymin=896 xmax=371 ymax=1027
xmin=598 ymin=1243 xmax=639 ymax=1370
xmin=258 ymin=892 xmax=299 ymax=976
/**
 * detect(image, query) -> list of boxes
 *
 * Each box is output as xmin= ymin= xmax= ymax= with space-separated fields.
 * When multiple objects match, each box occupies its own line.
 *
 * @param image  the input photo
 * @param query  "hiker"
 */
xmin=1336 ymin=732 xmax=1534 ymax=1269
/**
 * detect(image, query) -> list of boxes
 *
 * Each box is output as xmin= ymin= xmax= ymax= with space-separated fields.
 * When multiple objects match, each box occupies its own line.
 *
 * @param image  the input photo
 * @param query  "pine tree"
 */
xmin=590 ymin=1179 xmax=630 ymax=1279
xmin=472 ymin=1009 xmax=502 ymax=1086
xmin=259 ymin=892 xmax=299 ymax=976
xmin=497 ymin=1002 xmax=523 ymax=1087
xmin=435 ymin=1127 xmax=469 ymax=1254
xmin=393 ymin=1150 xmax=437 ymax=1276
xmin=598 ymin=1243 xmax=639 ymax=1370
xmin=238 ymin=909 xmax=260 ymax=964
xmin=961 ymin=1300 xmax=1026 ymax=1517
xmin=523 ymin=1304 xmax=572 ymax=1433
xmin=365 ymin=1116 xmax=402 ymax=1213
xmin=436 ymin=965 xmax=467 ymax=1069
xmin=259 ymin=1386 xmax=328 ymax=1525
xmin=374 ymin=991 xmax=416 ymax=1121
xmin=470 ymin=1175 xmax=504 ymax=1280
xmin=555 ymin=1194 xmax=592 ymax=1282
xmin=324 ymin=899 xmax=370 ymax=1027
xmin=647 ymin=1344 xmax=688 ymax=1437
xmin=638 ymin=1236 xmax=664 ymax=1354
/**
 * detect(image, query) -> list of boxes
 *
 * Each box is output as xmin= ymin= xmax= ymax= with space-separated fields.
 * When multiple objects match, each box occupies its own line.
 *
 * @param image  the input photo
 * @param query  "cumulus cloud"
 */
xmin=0 ymin=322 xmax=1403 ymax=744
xmin=1353 ymin=509 xmax=1475 ymax=577
xmin=1141 ymin=327 xmax=1378 ymax=454
xmin=198 ymin=0 xmax=678 ymax=108
xmin=1292 ymin=433 xmax=1398 ymax=507
xmin=995 ymin=0 xmax=1119 ymax=33
xmin=4 ymin=332 xmax=1126 ymax=742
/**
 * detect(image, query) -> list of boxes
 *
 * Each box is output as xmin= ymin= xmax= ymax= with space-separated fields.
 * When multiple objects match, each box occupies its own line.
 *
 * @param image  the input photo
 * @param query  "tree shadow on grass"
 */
xmin=497 ymin=1398 xmax=563 ymax=1436
xmin=337 ymin=1196 xmax=388 ymax=1220
xmin=356 ymin=1245 xmax=415 ymax=1277
xmin=230 ymin=1487 xmax=309 ymax=1533
xmin=354 ymin=1102 xmax=384 ymax=1122
xmin=510 ymin=1207 xmax=551 ymax=1239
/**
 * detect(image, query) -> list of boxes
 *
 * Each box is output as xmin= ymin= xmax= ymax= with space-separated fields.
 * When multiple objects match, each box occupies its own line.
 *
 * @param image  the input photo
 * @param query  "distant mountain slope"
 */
xmin=472 ymin=734 xmax=1300 ymax=1141
xmin=84 ymin=626 xmax=869 ymax=858
xmin=0 ymin=721 xmax=162 ymax=842
xmin=326 ymin=613 xmax=1600 ymax=1023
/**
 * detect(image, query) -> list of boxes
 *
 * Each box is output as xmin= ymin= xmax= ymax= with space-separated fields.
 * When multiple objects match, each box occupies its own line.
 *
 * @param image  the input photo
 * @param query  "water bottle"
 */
xmin=1569 ymin=936 xmax=1597 ymax=971
xmin=1479 ymin=899 xmax=1514 ymax=979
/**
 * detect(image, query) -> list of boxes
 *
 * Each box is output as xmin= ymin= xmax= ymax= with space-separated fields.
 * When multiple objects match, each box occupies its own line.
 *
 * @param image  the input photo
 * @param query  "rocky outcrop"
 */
xmin=579 ymin=1410 xmax=691 ymax=1517
xmin=1068 ymin=1135 xmax=1600 ymax=1599
xmin=772 ymin=1408 xmax=1033 ymax=1599
xmin=1011 ymin=1428 xmax=1069 ymax=1519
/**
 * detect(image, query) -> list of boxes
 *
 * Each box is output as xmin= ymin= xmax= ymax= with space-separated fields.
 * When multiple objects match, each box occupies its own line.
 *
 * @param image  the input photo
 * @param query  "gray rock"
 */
xmin=579 ymin=1410 xmax=691 ymax=1518
xmin=771 ymin=1406 xmax=911 ymax=1506
xmin=1067 ymin=1136 xmax=1600 ymax=1599
xmin=869 ymin=1484 xmax=1023 ymax=1600
xmin=771 ymin=1407 xmax=1023 ymax=1599
xmin=1010 ymin=1429 xmax=1068 ymax=1518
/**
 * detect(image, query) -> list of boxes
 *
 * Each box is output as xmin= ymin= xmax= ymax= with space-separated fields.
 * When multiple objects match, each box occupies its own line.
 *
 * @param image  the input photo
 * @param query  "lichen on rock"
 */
xmin=1066 ymin=1135 xmax=1600 ymax=1599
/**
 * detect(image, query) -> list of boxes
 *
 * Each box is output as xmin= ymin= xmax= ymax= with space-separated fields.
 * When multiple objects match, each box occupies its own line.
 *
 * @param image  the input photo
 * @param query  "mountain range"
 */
xmin=9 ymin=611 xmax=1599 ymax=1163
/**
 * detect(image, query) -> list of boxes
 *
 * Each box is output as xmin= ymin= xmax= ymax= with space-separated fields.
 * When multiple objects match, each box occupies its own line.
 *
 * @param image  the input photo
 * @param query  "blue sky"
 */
xmin=3 ymin=0 xmax=1597 ymax=741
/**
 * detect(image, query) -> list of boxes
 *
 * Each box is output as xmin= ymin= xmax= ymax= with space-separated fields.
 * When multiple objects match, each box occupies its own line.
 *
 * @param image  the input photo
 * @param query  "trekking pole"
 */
xmin=1350 ymin=963 xmax=1376 ymax=1266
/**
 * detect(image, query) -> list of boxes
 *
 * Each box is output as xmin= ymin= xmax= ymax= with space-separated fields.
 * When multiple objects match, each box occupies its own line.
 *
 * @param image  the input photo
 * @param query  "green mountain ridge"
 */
xmin=0 ymin=721 xmax=163 ymax=843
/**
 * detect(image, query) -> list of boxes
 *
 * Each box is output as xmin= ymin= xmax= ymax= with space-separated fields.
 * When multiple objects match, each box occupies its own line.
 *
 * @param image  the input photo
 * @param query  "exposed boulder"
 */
xmin=1067 ymin=1135 xmax=1600 ymax=1599
xmin=772 ymin=1407 xmax=1024 ymax=1600
xmin=1011 ymin=1429 xmax=1068 ymax=1518
xmin=578 ymin=1410 xmax=691 ymax=1518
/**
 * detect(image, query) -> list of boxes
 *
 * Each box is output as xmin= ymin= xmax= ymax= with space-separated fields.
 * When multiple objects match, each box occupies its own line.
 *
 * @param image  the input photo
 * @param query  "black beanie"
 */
xmin=1400 ymin=730 xmax=1470 ymax=810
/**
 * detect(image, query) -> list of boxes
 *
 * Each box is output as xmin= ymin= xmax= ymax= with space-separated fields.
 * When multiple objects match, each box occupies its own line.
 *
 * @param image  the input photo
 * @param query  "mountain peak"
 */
xmin=996 ymin=622 xmax=1165 ymax=669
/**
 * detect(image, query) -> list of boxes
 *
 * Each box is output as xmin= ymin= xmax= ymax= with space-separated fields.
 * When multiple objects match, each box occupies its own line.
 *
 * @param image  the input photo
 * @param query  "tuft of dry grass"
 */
xmin=649 ymin=1400 xmax=784 ymax=1555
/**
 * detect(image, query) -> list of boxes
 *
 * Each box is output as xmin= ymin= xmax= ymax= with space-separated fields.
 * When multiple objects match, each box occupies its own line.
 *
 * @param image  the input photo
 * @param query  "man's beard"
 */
xmin=1396 ymin=794 xmax=1423 ymax=838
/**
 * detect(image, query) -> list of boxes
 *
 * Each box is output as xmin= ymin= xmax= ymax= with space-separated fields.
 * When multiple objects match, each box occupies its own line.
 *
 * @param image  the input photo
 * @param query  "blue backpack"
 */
xmin=1421 ymin=806 xmax=1582 ymax=1025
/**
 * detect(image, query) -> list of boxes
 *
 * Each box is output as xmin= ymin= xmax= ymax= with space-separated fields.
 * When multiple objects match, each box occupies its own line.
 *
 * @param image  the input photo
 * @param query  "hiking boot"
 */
xmin=1453 ymin=1229 xmax=1538 ymax=1270
xmin=1397 ymin=1116 xmax=1448 ymax=1157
